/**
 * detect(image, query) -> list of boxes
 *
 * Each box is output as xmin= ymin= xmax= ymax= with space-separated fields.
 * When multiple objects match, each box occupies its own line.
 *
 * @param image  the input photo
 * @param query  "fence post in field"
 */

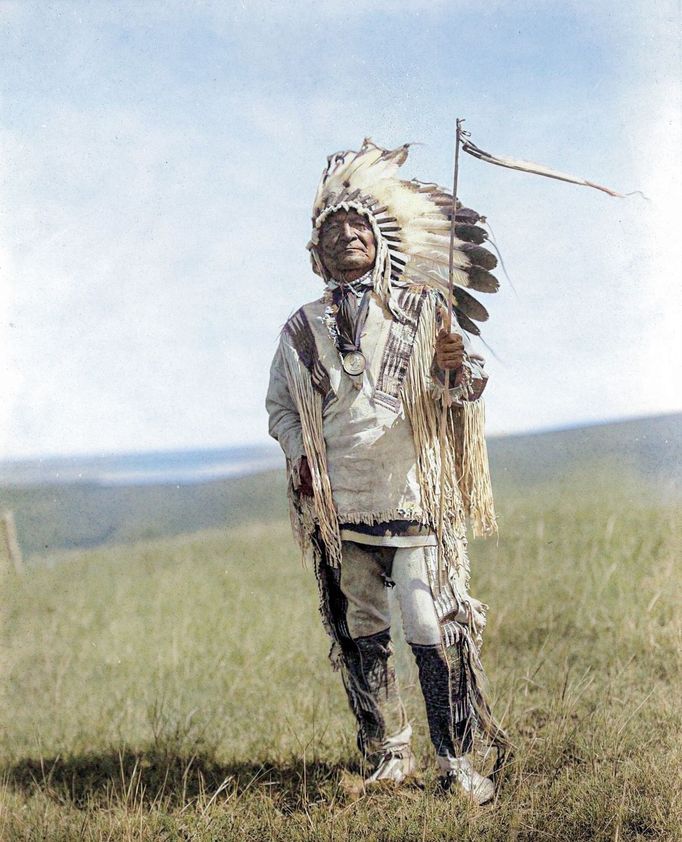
xmin=0 ymin=510 xmax=24 ymax=575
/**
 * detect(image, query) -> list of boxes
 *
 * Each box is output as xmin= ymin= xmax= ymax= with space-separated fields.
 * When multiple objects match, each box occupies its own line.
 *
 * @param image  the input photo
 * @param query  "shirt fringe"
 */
xmin=337 ymin=507 xmax=429 ymax=527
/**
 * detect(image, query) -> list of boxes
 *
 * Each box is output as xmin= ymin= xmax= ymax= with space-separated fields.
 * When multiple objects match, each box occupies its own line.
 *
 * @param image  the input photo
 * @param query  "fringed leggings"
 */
xmin=314 ymin=539 xmax=475 ymax=765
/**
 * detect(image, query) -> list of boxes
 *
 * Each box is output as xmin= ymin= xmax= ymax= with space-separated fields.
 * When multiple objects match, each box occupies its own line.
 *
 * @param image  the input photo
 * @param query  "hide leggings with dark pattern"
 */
xmin=314 ymin=539 xmax=474 ymax=763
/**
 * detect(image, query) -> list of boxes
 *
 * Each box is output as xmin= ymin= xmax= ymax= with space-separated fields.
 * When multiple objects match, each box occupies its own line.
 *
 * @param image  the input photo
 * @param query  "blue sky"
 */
xmin=1 ymin=0 xmax=680 ymax=458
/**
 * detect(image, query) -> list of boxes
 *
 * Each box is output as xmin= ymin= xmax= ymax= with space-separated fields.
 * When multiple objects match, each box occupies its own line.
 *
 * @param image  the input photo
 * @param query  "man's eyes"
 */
xmin=325 ymin=219 xmax=370 ymax=233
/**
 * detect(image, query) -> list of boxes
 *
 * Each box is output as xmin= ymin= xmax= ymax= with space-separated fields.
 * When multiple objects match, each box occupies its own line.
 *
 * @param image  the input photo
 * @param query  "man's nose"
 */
xmin=339 ymin=221 xmax=358 ymax=242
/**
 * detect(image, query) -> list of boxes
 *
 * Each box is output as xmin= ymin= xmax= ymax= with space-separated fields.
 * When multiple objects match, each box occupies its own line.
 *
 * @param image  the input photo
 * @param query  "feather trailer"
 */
xmin=308 ymin=138 xmax=501 ymax=334
xmin=452 ymin=286 xmax=489 ymax=322
xmin=453 ymin=207 xmax=483 ymax=224
xmin=454 ymin=224 xmax=488 ymax=245
xmin=460 ymin=244 xmax=497 ymax=271
xmin=466 ymin=267 xmax=500 ymax=293
xmin=454 ymin=309 xmax=481 ymax=336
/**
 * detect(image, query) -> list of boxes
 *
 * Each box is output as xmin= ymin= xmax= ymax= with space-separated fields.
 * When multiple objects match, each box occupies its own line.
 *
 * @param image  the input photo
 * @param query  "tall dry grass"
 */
xmin=1 ymin=480 xmax=680 ymax=840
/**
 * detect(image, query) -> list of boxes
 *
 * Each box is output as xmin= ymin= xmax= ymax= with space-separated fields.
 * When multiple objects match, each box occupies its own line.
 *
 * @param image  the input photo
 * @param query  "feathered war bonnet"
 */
xmin=307 ymin=138 xmax=500 ymax=334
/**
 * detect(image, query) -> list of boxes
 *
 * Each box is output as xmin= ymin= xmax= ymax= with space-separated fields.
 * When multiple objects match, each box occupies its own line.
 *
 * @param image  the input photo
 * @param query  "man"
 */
xmin=266 ymin=139 xmax=508 ymax=804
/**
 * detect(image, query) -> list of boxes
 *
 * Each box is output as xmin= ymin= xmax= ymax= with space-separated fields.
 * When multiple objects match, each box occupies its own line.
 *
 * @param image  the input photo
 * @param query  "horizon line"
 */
xmin=1 ymin=410 xmax=680 ymax=467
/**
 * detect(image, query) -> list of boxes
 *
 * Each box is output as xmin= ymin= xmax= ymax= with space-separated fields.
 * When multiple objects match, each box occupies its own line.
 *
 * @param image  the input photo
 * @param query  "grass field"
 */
xmin=1 ymin=473 xmax=681 ymax=840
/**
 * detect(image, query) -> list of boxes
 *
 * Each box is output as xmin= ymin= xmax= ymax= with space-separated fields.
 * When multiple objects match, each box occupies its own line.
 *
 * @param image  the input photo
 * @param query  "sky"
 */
xmin=1 ymin=0 xmax=680 ymax=459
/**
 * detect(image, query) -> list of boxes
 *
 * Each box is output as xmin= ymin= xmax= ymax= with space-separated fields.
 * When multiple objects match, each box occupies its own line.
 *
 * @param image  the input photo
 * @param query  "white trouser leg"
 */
xmin=339 ymin=540 xmax=391 ymax=639
xmin=336 ymin=541 xmax=412 ymax=755
xmin=391 ymin=547 xmax=442 ymax=646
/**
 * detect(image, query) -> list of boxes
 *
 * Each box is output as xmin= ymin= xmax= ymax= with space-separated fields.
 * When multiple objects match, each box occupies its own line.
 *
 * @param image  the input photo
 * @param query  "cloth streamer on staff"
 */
xmin=460 ymin=136 xmax=624 ymax=197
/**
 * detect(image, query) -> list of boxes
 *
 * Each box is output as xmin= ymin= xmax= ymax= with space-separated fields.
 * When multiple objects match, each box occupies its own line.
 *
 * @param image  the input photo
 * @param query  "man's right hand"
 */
xmin=298 ymin=456 xmax=314 ymax=497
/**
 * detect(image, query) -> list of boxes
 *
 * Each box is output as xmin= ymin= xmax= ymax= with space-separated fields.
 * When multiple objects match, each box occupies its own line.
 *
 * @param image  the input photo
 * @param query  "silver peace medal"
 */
xmin=342 ymin=350 xmax=366 ymax=376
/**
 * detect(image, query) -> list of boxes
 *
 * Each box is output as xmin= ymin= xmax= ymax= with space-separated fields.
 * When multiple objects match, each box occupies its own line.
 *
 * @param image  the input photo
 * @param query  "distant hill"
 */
xmin=1 ymin=414 xmax=679 ymax=560
xmin=0 ymin=471 xmax=289 ymax=560
xmin=488 ymin=413 xmax=681 ymax=491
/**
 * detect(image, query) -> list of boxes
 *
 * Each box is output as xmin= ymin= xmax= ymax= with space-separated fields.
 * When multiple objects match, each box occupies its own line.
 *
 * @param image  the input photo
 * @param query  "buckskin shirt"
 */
xmin=267 ymin=282 xmax=487 ymax=544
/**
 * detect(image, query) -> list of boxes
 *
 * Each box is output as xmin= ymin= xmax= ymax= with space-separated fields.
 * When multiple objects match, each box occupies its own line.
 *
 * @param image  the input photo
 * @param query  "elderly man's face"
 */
xmin=318 ymin=209 xmax=377 ymax=283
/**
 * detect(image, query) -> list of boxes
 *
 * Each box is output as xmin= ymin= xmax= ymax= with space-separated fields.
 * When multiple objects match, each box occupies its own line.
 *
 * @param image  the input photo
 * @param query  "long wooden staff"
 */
xmin=436 ymin=118 xmax=464 ymax=585
xmin=433 ymin=122 xmax=627 ymax=582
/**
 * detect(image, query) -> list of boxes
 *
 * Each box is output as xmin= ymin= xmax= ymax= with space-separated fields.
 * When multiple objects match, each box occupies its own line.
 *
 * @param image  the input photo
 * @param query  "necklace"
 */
xmin=323 ymin=279 xmax=372 ymax=377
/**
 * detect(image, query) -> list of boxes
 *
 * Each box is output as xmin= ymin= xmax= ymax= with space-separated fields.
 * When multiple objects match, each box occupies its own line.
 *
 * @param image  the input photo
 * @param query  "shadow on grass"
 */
xmin=3 ymin=749 xmax=359 ymax=812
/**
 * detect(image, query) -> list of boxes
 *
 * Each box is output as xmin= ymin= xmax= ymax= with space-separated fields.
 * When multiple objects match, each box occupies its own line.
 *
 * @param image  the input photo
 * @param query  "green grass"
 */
xmin=1 ymin=481 xmax=680 ymax=840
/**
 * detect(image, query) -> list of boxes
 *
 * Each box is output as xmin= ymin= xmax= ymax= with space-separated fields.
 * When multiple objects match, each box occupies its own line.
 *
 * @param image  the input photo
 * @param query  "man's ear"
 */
xmin=311 ymin=249 xmax=328 ymax=280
